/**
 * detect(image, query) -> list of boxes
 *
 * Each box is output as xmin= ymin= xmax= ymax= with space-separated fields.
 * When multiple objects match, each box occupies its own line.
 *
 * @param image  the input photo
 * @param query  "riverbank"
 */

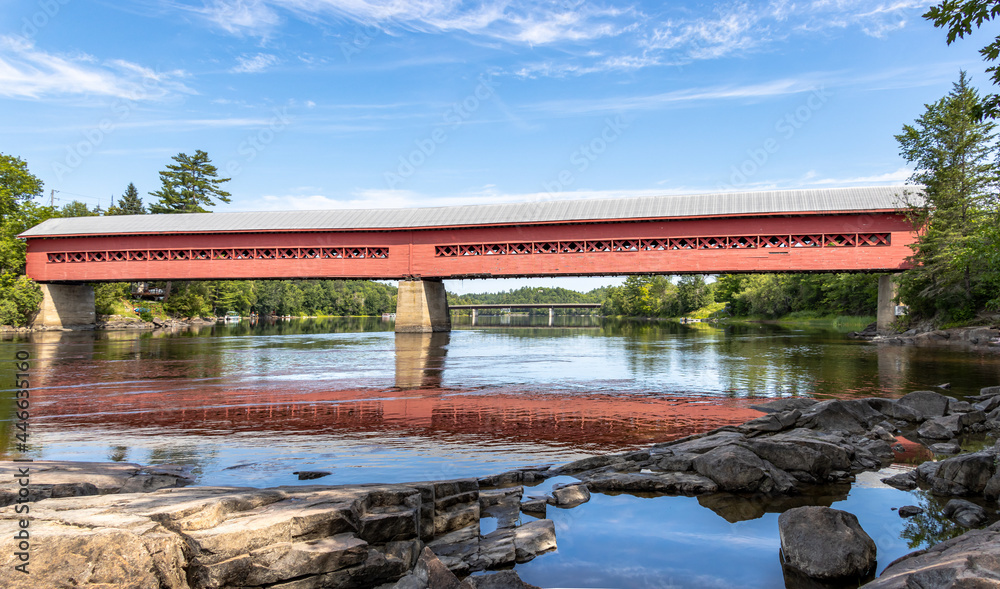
xmin=5 ymin=387 xmax=1000 ymax=588
xmin=850 ymin=323 xmax=1000 ymax=352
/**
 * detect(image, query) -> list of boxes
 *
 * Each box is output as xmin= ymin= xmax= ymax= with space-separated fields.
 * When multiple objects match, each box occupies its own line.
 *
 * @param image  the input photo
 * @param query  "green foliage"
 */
xmin=139 ymin=309 xmax=154 ymax=322
xmin=107 ymin=183 xmax=145 ymax=215
xmin=0 ymin=273 xmax=43 ymax=326
xmin=0 ymin=153 xmax=43 ymax=224
xmin=94 ymin=283 xmax=132 ymax=315
xmin=164 ymin=282 xmax=213 ymax=317
xmin=601 ymin=275 xmax=713 ymax=318
xmin=895 ymin=72 xmax=1000 ymax=322
xmin=716 ymin=273 xmax=881 ymax=319
xmin=59 ymin=200 xmax=99 ymax=217
xmin=159 ymin=279 xmax=397 ymax=318
xmin=0 ymin=201 xmax=58 ymax=275
xmin=926 ymin=1 xmax=1000 ymax=118
xmin=149 ymin=150 xmax=232 ymax=214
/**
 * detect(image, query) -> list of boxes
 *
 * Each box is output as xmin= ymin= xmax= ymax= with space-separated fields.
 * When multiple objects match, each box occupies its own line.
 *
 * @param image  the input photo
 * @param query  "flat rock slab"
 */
xmin=862 ymin=521 xmax=1000 ymax=588
xmin=0 ymin=460 xmax=194 ymax=506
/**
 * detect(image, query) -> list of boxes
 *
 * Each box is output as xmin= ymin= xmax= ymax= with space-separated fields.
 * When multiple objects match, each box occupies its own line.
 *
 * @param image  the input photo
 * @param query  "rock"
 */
xmin=881 ymin=470 xmax=917 ymax=491
xmin=930 ymin=451 xmax=996 ymax=495
xmin=739 ymin=410 xmax=801 ymax=433
xmin=937 ymin=383 xmax=951 ymax=389
xmin=974 ymin=394 xmax=1000 ymax=413
xmin=0 ymin=461 xmax=193 ymax=507
xmin=513 ymin=519 xmax=556 ymax=563
xmin=692 ymin=444 xmax=794 ymax=494
xmin=897 ymin=506 xmax=923 ymax=518
xmin=391 ymin=547 xmax=463 ymax=589
xmin=897 ymin=390 xmax=951 ymax=421
xmin=928 ymin=442 xmax=962 ymax=455
xmin=583 ymin=472 xmax=718 ymax=495
xmin=657 ymin=431 xmax=746 ymax=454
xmin=867 ymin=398 xmax=922 ymax=422
xmin=294 ymin=471 xmax=332 ymax=480
xmin=779 ymin=506 xmax=877 ymax=581
xmin=520 ymin=497 xmax=546 ymax=517
xmin=460 ymin=570 xmax=542 ymax=589
xmin=548 ymin=482 xmax=590 ymax=508
xmin=795 ymin=399 xmax=884 ymax=434
xmin=546 ymin=455 xmax=624 ymax=476
xmin=862 ymin=521 xmax=1000 ymax=588
xmin=479 ymin=487 xmax=522 ymax=509
xmin=982 ymin=385 xmax=1000 ymax=397
xmin=943 ymin=499 xmax=988 ymax=528
xmin=947 ymin=400 xmax=972 ymax=413
xmin=917 ymin=414 xmax=963 ymax=440
xmin=750 ymin=398 xmax=818 ymax=414
xmin=652 ymin=450 xmax=697 ymax=472
xmin=744 ymin=438 xmax=834 ymax=482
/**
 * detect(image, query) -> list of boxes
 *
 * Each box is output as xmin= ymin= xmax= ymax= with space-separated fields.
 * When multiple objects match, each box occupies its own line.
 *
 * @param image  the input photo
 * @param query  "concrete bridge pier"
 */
xmin=876 ymin=274 xmax=899 ymax=335
xmin=32 ymin=283 xmax=95 ymax=329
xmin=549 ymin=307 xmax=554 ymax=326
xmin=395 ymin=279 xmax=451 ymax=333
xmin=471 ymin=308 xmax=477 ymax=325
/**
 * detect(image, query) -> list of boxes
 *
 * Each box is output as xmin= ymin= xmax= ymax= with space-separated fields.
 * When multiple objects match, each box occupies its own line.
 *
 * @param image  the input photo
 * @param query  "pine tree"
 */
xmin=895 ymin=71 xmax=1000 ymax=320
xmin=108 ymin=183 xmax=145 ymax=215
xmin=149 ymin=150 xmax=231 ymax=214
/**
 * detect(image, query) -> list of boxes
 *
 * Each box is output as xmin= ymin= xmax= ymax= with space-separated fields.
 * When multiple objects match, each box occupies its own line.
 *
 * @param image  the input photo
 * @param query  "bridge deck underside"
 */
xmin=25 ymin=213 xmax=915 ymax=282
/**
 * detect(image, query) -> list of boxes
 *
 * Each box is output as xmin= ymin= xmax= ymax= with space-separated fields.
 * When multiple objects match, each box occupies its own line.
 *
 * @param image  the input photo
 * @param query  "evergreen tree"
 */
xmin=149 ymin=150 xmax=231 ymax=214
xmin=108 ymin=183 xmax=145 ymax=215
xmin=895 ymin=71 xmax=1000 ymax=320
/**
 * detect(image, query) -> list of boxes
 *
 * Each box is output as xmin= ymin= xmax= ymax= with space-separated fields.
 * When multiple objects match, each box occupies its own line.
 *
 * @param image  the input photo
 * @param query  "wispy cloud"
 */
xmin=0 ymin=36 xmax=193 ymax=100
xmin=231 ymin=52 xmax=280 ymax=73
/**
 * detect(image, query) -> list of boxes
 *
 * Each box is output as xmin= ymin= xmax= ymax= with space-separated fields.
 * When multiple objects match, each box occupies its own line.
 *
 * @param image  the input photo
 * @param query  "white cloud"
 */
xmin=231 ymin=52 xmax=280 ymax=73
xmin=0 ymin=36 xmax=193 ymax=100
xmin=194 ymin=0 xmax=282 ymax=35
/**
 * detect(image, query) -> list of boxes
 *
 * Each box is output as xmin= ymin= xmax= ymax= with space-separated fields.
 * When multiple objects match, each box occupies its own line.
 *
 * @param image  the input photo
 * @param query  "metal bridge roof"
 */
xmin=20 ymin=185 xmax=919 ymax=238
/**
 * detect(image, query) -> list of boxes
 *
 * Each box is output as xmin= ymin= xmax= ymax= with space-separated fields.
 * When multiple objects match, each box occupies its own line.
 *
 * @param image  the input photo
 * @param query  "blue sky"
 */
xmin=2 ymin=1 xmax=997 ymax=292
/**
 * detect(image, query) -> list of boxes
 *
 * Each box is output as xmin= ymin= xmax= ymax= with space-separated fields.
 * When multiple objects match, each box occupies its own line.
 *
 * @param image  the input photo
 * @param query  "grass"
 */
xmin=685 ymin=302 xmax=729 ymax=320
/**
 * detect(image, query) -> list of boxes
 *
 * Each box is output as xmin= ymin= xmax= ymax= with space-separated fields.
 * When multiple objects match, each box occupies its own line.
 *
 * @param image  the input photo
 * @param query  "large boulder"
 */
xmin=896 ymin=390 xmax=951 ymax=421
xmin=943 ymin=499 xmax=988 ymax=528
xmin=862 ymin=521 xmax=1000 ymax=588
xmin=583 ymin=472 xmax=717 ymax=495
xmin=513 ymin=520 xmax=556 ymax=563
xmin=795 ymin=399 xmax=884 ymax=434
xmin=391 ymin=547 xmax=463 ymax=589
xmin=779 ymin=506 xmax=876 ymax=582
xmin=929 ymin=451 xmax=996 ymax=496
xmin=693 ymin=444 xmax=794 ymax=494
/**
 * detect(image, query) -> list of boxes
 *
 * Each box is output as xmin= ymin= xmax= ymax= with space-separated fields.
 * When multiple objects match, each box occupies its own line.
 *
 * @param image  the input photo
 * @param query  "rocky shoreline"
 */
xmin=851 ymin=323 xmax=1000 ymax=351
xmin=4 ymin=387 xmax=1000 ymax=587
xmin=1 ymin=316 xmax=217 ymax=333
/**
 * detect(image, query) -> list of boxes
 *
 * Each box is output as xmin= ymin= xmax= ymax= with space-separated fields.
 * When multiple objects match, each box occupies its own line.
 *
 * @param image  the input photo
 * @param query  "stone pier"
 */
xmin=395 ymin=279 xmax=451 ymax=333
xmin=876 ymin=275 xmax=898 ymax=335
xmin=32 ymin=283 xmax=95 ymax=329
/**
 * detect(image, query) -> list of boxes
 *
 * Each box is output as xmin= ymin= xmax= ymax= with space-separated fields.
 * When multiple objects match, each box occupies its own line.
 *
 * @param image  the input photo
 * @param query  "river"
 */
xmin=2 ymin=317 xmax=999 ymax=587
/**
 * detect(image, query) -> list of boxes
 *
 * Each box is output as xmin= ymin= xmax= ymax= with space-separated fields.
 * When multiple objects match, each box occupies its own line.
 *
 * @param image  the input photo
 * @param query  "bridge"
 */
xmin=19 ymin=186 xmax=919 ymax=333
xmin=450 ymin=303 xmax=602 ymax=325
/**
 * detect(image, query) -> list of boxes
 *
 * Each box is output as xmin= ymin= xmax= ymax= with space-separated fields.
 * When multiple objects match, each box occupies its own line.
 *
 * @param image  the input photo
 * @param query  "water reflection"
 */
xmin=394 ymin=332 xmax=449 ymax=389
xmin=0 ymin=317 xmax=999 ymax=487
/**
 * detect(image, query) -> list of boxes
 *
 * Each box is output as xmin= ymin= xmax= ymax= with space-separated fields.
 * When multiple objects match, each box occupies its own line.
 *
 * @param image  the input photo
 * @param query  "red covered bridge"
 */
xmin=19 ymin=185 xmax=920 ymax=332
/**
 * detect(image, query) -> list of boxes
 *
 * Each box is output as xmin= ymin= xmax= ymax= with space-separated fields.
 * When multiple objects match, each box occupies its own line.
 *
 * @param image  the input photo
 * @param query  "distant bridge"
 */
xmin=450 ymin=302 xmax=602 ymax=325
xmin=19 ymin=186 xmax=919 ymax=333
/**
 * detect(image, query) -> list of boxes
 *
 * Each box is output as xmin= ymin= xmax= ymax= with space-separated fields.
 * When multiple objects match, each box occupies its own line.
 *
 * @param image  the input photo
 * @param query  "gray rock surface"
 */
xmin=779 ymin=506 xmax=877 ymax=581
xmin=0 ymin=460 xmax=193 ymax=506
xmin=693 ymin=444 xmax=794 ymax=494
xmin=862 ymin=521 xmax=1000 ymax=588
xmin=943 ymin=499 xmax=988 ymax=528
xmin=897 ymin=506 xmax=923 ymax=518
xmin=549 ymin=482 xmax=590 ymax=508
xmin=928 ymin=442 xmax=962 ymax=455
xmin=897 ymin=390 xmax=951 ymax=421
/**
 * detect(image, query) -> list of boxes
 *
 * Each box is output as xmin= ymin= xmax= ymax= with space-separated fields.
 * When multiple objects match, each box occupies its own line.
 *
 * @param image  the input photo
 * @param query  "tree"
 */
xmin=895 ymin=72 xmax=1000 ymax=320
xmin=107 ymin=182 xmax=145 ymax=215
xmin=926 ymin=1 xmax=1000 ymax=118
xmin=0 ymin=153 xmax=43 ymax=224
xmin=59 ymin=200 xmax=98 ymax=218
xmin=149 ymin=150 xmax=232 ymax=214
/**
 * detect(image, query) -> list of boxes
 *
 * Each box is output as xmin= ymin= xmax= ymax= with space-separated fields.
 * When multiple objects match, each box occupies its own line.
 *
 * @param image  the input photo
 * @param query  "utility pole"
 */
xmin=50 ymin=189 xmax=56 ymax=207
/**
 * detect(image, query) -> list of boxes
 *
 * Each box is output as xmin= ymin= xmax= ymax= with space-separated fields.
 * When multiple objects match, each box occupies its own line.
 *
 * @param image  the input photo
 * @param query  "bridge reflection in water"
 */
xmin=3 ymin=320 xmax=997 ymax=486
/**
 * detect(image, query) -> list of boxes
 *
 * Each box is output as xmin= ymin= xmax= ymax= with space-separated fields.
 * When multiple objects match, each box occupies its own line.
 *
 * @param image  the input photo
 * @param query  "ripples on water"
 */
xmin=1 ymin=316 xmax=999 ymax=487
